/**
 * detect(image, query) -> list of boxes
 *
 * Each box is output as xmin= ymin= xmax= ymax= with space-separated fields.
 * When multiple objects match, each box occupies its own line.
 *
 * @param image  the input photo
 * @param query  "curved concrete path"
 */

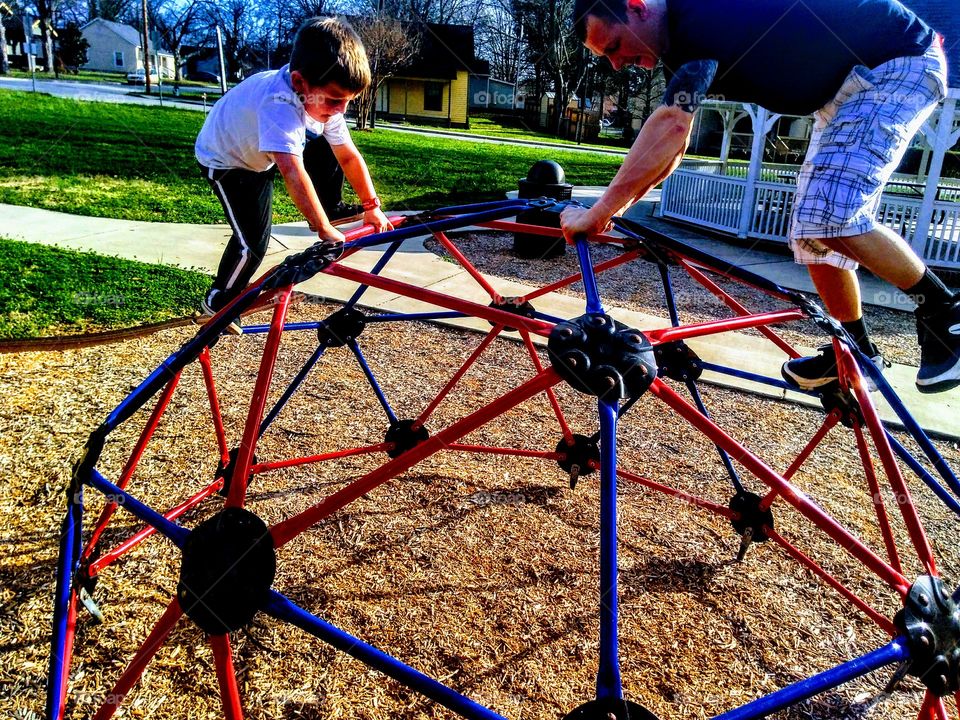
xmin=2 ymin=201 xmax=957 ymax=439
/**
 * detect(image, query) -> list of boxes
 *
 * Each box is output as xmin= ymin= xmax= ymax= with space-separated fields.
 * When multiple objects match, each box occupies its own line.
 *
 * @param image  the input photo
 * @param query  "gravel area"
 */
xmin=2 ymin=243 xmax=959 ymax=720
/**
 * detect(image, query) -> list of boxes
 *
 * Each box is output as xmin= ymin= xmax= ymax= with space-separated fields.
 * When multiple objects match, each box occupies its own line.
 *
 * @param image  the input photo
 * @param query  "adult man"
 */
xmin=561 ymin=0 xmax=959 ymax=393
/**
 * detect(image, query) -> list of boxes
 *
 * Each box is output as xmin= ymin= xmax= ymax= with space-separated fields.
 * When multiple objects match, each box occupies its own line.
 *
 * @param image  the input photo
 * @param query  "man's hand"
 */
xmin=316 ymin=224 xmax=346 ymax=245
xmin=364 ymin=207 xmax=394 ymax=233
xmin=560 ymin=205 xmax=612 ymax=242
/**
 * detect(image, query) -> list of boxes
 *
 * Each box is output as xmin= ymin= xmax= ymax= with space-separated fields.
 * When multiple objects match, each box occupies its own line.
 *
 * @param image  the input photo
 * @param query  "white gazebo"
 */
xmin=658 ymin=1 xmax=960 ymax=270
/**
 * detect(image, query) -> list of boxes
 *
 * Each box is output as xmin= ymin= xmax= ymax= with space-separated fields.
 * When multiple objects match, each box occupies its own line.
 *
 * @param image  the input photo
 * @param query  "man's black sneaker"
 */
xmin=327 ymin=202 xmax=364 ymax=221
xmin=915 ymin=300 xmax=960 ymax=393
xmin=781 ymin=343 xmax=887 ymax=392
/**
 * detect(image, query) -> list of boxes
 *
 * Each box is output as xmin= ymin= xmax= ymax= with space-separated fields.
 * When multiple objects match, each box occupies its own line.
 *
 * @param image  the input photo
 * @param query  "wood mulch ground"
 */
xmin=1 ymin=231 xmax=958 ymax=720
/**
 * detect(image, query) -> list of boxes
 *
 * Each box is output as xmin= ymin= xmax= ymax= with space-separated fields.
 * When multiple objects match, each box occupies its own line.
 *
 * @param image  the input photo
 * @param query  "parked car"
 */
xmin=126 ymin=68 xmax=173 ymax=84
xmin=188 ymin=70 xmax=221 ymax=84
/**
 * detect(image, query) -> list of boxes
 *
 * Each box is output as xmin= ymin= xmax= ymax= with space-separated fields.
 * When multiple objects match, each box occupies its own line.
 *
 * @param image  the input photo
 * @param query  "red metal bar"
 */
xmin=648 ymin=378 xmax=911 ymax=596
xmin=765 ymin=528 xmax=897 ymax=634
xmin=445 ymin=443 xmax=563 ymax=460
xmin=227 ymin=289 xmax=293 ymax=509
xmin=54 ymin=592 xmax=80 ymax=719
xmin=616 ymin=468 xmax=737 ymax=519
xmin=199 ymin=347 xmax=230 ymax=466
xmin=270 ymin=368 xmax=563 ymax=548
xmin=852 ymin=420 xmax=904 ymax=575
xmin=838 ymin=347 xmax=938 ymax=576
xmin=646 ymin=309 xmax=806 ymax=344
xmin=519 ymin=329 xmax=573 ymax=441
xmin=434 ymin=231 xmax=502 ymax=302
xmin=477 ymin=219 xmax=625 ymax=247
xmin=251 ymin=443 xmax=392 ymax=474
xmin=82 ymin=372 xmax=182 ymax=560
xmin=521 ymin=249 xmax=643 ymax=303
xmin=678 ymin=259 xmax=801 ymax=359
xmin=760 ymin=411 xmax=841 ymax=511
xmin=324 ymin=263 xmax=555 ymax=338
xmin=91 ymin=597 xmax=183 ymax=720
xmin=415 ymin=324 xmax=503 ymax=428
xmin=89 ymin=479 xmax=223 ymax=576
xmin=919 ymin=691 xmax=947 ymax=720
xmin=211 ymin=634 xmax=244 ymax=720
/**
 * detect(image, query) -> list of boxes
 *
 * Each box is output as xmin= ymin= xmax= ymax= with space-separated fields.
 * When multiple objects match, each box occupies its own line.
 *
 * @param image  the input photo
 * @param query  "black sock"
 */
xmin=904 ymin=270 xmax=956 ymax=315
xmin=841 ymin=317 xmax=875 ymax=354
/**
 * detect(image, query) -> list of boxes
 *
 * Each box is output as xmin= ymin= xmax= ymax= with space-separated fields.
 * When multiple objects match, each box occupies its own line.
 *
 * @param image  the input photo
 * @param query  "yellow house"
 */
xmin=376 ymin=23 xmax=481 ymax=129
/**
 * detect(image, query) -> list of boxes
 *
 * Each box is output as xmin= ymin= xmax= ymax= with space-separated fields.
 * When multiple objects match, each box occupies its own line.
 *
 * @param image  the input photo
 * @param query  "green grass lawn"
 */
xmin=0 ymin=89 xmax=625 ymax=222
xmin=0 ymin=237 xmax=210 ymax=338
xmin=391 ymin=115 xmax=631 ymax=150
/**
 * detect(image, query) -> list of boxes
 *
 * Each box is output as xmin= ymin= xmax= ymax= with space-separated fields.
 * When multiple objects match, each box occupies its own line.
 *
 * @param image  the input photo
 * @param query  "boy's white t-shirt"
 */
xmin=195 ymin=64 xmax=350 ymax=172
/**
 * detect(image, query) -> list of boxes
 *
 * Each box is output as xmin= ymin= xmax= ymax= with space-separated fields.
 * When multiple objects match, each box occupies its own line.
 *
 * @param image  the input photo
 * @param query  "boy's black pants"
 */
xmin=202 ymin=137 xmax=345 ymax=311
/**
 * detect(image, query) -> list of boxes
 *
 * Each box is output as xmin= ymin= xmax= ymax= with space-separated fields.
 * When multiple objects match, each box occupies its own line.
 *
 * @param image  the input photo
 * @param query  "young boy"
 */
xmin=195 ymin=16 xmax=392 ymax=318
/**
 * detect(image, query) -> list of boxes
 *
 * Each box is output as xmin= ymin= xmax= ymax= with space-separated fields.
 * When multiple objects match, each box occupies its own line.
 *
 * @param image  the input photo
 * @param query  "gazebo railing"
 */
xmin=660 ymin=167 xmax=960 ymax=269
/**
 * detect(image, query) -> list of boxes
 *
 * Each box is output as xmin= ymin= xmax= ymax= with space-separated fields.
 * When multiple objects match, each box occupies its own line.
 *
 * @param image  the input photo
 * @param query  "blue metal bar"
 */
xmin=596 ymin=400 xmax=623 ymax=700
xmin=239 ymin=321 xmax=324 ymax=334
xmin=263 ymin=591 xmax=509 ymax=720
xmin=712 ymin=640 xmax=908 ymax=720
xmin=698 ymin=361 xmax=796 ymax=392
xmin=345 ymin=203 xmax=533 ymax=252
xmin=657 ymin=261 xmax=682 ymax=328
xmin=87 ymin=470 xmax=190 ymax=548
xmin=575 ymin=237 xmax=605 ymax=315
xmin=104 ymin=284 xmax=264 ymax=433
xmin=866 ymin=360 xmax=960 ymax=499
xmin=346 ymin=240 xmax=404 ymax=308
xmin=259 ymin=345 xmax=328 ymax=438
xmin=366 ymin=311 xmax=468 ymax=323
xmin=432 ymin=198 xmax=534 ymax=215
xmin=347 ymin=339 xmax=398 ymax=424
xmin=684 ymin=378 xmax=746 ymax=495
xmin=531 ymin=310 xmax=568 ymax=325
xmin=46 ymin=487 xmax=84 ymax=720
xmin=887 ymin=434 xmax=960 ymax=516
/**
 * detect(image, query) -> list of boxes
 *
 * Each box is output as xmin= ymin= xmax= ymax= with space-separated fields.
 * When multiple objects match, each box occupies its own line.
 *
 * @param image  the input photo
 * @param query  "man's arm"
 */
xmin=560 ymin=59 xmax=717 ymax=239
xmin=331 ymin=139 xmax=393 ymax=232
xmin=272 ymin=151 xmax=345 ymax=242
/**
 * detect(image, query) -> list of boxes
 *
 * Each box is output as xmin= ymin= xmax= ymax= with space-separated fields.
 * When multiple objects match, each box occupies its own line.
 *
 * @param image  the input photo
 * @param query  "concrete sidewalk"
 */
xmin=3 ymin=200 xmax=958 ymax=439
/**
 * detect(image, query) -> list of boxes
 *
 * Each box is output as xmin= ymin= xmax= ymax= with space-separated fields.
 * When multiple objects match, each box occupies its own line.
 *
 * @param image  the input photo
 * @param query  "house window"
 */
xmin=424 ymin=82 xmax=443 ymax=112
xmin=114 ymin=51 xmax=123 ymax=67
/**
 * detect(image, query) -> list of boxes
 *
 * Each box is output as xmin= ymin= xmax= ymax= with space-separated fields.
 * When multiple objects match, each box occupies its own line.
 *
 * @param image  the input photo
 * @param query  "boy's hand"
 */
xmin=365 ymin=207 xmax=394 ymax=233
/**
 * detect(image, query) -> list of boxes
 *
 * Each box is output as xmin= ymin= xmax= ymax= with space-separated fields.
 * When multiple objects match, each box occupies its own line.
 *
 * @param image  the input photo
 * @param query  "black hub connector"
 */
xmin=216 ymin=447 xmax=258 ymax=498
xmin=548 ymin=314 xmax=658 ymax=400
xmin=817 ymin=386 xmax=864 ymax=429
xmin=894 ymin=575 xmax=960 ymax=696
xmin=556 ymin=434 xmax=600 ymax=489
xmin=488 ymin=297 xmax=537 ymax=333
xmin=318 ymin=307 xmax=367 ymax=348
xmin=730 ymin=492 xmax=774 ymax=561
xmin=562 ymin=698 xmax=660 ymax=720
xmin=178 ymin=507 xmax=276 ymax=635
xmin=385 ymin=419 xmax=430 ymax=459
xmin=653 ymin=341 xmax=702 ymax=383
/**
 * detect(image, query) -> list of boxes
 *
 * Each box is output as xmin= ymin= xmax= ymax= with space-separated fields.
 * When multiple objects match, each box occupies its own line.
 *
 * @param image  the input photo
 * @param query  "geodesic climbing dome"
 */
xmin=48 ymin=198 xmax=960 ymax=719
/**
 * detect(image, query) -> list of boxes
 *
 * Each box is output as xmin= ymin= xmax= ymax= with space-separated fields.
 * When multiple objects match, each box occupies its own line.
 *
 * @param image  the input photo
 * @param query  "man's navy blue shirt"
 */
xmin=661 ymin=0 xmax=935 ymax=115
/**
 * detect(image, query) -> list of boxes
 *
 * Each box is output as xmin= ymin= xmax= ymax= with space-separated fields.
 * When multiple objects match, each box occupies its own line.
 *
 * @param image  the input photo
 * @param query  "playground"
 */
xmin=2 ymin=199 xmax=959 ymax=719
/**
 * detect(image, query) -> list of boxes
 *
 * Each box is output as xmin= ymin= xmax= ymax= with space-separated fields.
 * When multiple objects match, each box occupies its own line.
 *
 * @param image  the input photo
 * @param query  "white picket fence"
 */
xmin=660 ymin=165 xmax=960 ymax=269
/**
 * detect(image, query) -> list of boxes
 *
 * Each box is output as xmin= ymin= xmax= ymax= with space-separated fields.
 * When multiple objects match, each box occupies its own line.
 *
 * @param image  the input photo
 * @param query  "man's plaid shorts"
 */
xmin=788 ymin=38 xmax=949 ymax=269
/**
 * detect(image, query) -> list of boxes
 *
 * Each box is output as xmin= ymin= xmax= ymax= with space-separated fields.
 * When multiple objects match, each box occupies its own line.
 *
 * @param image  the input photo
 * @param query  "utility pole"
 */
xmin=0 ymin=3 xmax=11 ymax=75
xmin=215 ymin=26 xmax=227 ymax=94
xmin=141 ymin=0 xmax=151 ymax=94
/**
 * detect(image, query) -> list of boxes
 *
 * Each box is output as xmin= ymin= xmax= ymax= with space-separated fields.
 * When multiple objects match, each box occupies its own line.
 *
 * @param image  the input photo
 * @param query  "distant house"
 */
xmin=468 ymin=60 xmax=518 ymax=111
xmin=375 ymin=23 xmax=486 ymax=128
xmin=80 ymin=18 xmax=173 ymax=77
xmin=2 ymin=13 xmax=45 ymax=70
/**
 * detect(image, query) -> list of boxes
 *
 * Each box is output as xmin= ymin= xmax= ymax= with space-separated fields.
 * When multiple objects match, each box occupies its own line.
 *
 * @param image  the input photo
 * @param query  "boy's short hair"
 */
xmin=572 ymin=0 xmax=629 ymax=42
xmin=290 ymin=17 xmax=371 ymax=93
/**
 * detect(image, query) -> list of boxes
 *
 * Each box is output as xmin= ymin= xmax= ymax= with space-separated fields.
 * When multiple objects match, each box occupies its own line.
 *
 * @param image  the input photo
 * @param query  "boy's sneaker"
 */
xmin=781 ymin=343 xmax=887 ymax=392
xmin=197 ymin=297 xmax=243 ymax=335
xmin=308 ymin=203 xmax=365 ymax=231
xmin=915 ymin=300 xmax=960 ymax=394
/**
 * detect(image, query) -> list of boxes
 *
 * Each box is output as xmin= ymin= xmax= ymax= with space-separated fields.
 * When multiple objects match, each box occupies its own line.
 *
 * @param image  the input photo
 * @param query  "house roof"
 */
xmin=903 ymin=0 xmax=960 ymax=89
xmin=80 ymin=17 xmax=168 ymax=54
xmin=398 ymin=22 xmax=486 ymax=80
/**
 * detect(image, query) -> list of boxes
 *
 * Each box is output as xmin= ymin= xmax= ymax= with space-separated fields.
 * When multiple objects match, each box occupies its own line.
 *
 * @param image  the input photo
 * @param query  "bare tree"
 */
xmin=475 ymin=0 xmax=524 ymax=83
xmin=150 ymin=0 xmax=201 ymax=81
xmin=353 ymin=12 xmax=418 ymax=129
xmin=201 ymin=0 xmax=266 ymax=80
